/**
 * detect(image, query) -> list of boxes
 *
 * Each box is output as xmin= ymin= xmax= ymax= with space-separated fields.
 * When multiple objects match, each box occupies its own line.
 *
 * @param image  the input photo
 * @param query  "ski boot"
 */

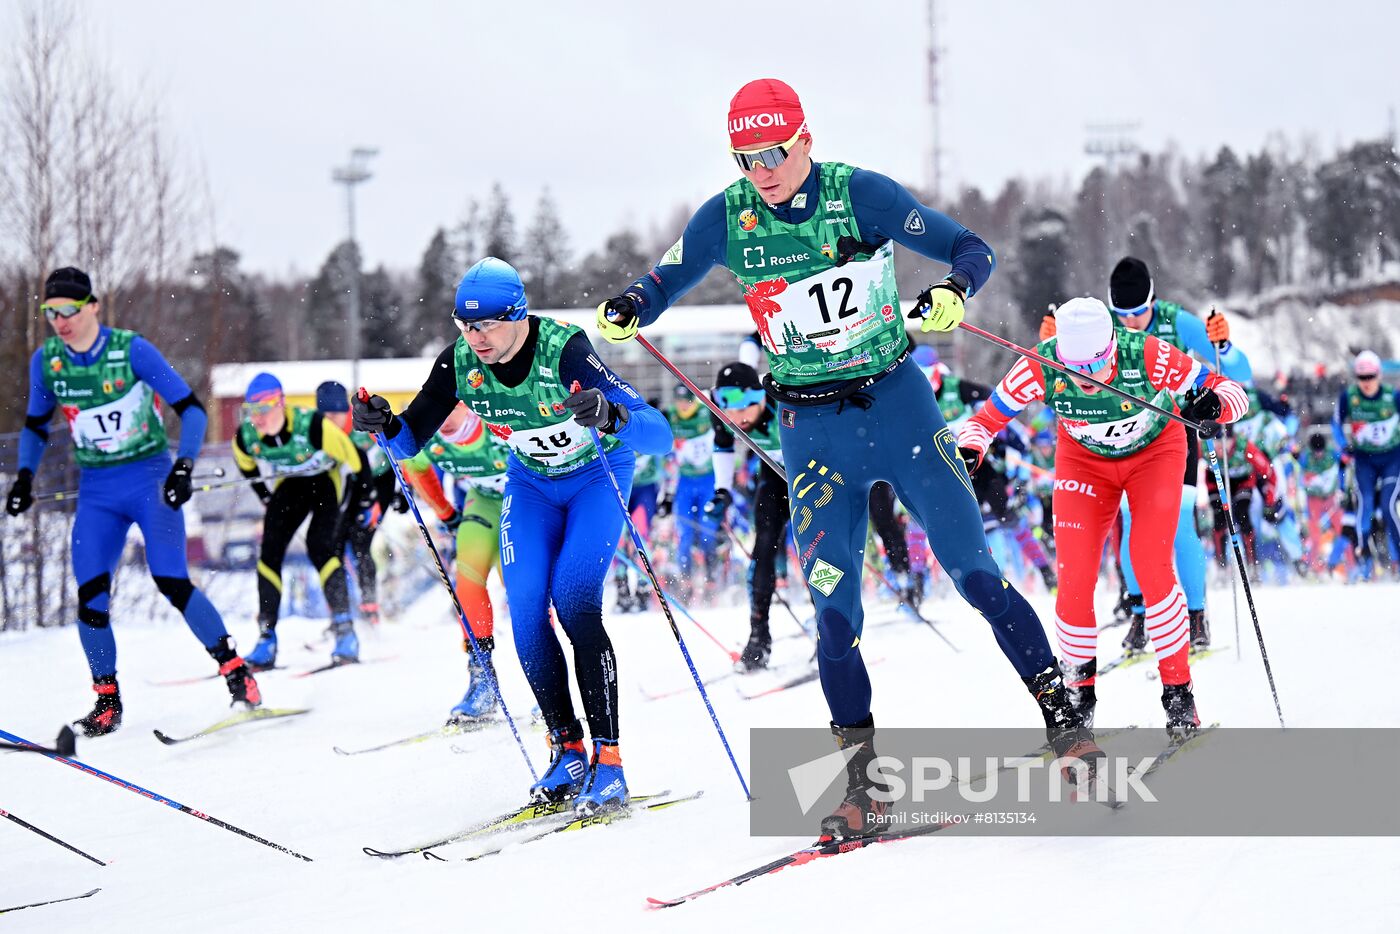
xmin=449 ymin=642 xmax=499 ymax=725
xmin=1061 ymin=659 xmax=1097 ymax=728
xmin=820 ymin=716 xmax=891 ymax=840
xmin=1038 ymin=564 xmax=1058 ymax=594
xmin=1025 ymin=665 xmax=1103 ymax=788
xmin=574 ymin=739 xmax=628 ymax=816
xmin=1188 ymin=610 xmax=1211 ymax=651
xmin=1120 ymin=596 xmax=1147 ymax=653
xmin=530 ymin=723 xmax=589 ymax=802
xmin=360 ymin=601 xmax=381 ymax=627
xmin=208 ymin=636 xmax=262 ymax=709
xmin=74 ymin=676 xmax=123 ymax=737
xmin=330 ymin=616 xmax=359 ymax=665
xmin=245 ymin=621 xmax=278 ymax=671
xmin=894 ymin=571 xmax=919 ymax=609
xmin=737 ymin=620 xmax=772 ymax=673
xmin=1162 ymin=681 xmax=1201 ymax=742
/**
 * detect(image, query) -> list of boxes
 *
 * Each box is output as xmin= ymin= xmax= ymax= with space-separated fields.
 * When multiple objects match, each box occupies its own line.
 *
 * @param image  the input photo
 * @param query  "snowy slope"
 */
xmin=2 ymin=576 xmax=1398 ymax=933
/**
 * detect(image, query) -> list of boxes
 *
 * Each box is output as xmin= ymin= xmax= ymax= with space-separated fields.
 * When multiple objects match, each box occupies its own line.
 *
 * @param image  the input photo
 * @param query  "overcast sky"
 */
xmin=65 ymin=0 xmax=1399 ymax=277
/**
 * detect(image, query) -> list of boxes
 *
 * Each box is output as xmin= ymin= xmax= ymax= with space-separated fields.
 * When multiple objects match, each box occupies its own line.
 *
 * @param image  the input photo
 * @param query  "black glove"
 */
xmin=958 ymin=446 xmax=983 ymax=475
xmin=563 ymin=386 xmax=630 ymax=434
xmin=596 ymin=295 xmax=640 ymax=343
xmin=1263 ymin=499 xmax=1286 ymax=524
xmin=703 ymin=488 xmax=733 ymax=521
xmin=656 ymin=494 xmax=673 ymax=519
xmin=251 ymin=481 xmax=273 ymax=507
xmin=163 ymin=457 xmax=194 ymax=510
xmin=441 ymin=509 xmax=465 ymax=532
xmin=352 ymin=393 xmax=398 ymax=436
xmin=6 ymin=468 xmax=34 ymax=516
xmin=1180 ymin=387 xmax=1222 ymax=422
xmin=391 ymin=490 xmax=410 ymax=514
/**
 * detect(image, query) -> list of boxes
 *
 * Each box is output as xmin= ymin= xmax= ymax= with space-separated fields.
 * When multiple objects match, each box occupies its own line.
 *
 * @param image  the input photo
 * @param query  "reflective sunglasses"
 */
xmin=731 ymin=128 xmax=804 ymax=173
xmin=714 ymin=386 xmax=766 ymax=409
xmin=41 ymin=296 xmax=93 ymax=321
xmin=242 ymin=398 xmax=283 ymax=419
xmin=453 ymin=313 xmax=514 ymax=334
xmin=1061 ymin=337 xmax=1117 ymax=377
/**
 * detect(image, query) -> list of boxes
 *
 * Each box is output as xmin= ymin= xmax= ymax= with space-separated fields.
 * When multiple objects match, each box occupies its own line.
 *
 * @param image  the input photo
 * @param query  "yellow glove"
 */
xmin=596 ymin=296 xmax=639 ymax=344
xmin=907 ymin=278 xmax=967 ymax=334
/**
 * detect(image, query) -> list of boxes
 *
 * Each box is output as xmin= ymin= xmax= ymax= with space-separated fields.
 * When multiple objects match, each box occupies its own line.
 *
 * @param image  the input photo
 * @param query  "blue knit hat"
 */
xmin=316 ymin=380 xmax=350 ymax=412
xmin=245 ymin=372 xmax=283 ymax=403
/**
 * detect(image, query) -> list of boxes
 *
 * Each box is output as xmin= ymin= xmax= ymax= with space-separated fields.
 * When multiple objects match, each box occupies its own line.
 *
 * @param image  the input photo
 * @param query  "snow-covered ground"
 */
xmin=2 ymin=574 xmax=1398 ymax=932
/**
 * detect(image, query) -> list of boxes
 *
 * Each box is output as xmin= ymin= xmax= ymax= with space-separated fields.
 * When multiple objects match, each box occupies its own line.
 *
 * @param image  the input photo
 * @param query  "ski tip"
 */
xmin=645 ymin=897 xmax=681 ymax=910
xmin=332 ymin=746 xmax=353 ymax=756
xmin=152 ymin=730 xmax=179 ymax=746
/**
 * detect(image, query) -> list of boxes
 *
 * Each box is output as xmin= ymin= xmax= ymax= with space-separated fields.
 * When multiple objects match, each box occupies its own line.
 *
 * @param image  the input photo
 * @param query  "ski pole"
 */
xmin=1201 ymin=439 xmax=1286 ymax=728
xmin=636 ymin=335 xmax=787 ymax=481
xmin=861 ymin=556 xmax=959 ymax=652
xmin=717 ymin=521 xmax=814 ymax=642
xmin=576 ymin=384 xmax=751 ymax=799
xmin=356 ymin=389 xmax=537 ymax=783
xmin=1 ymin=807 xmax=107 ymax=866
xmin=1211 ymin=329 xmax=1242 ymax=661
xmin=611 ymin=548 xmax=741 ymax=663
xmin=955 ymin=322 xmax=1206 ymax=433
xmin=31 ymin=467 xmax=229 ymax=504
xmin=0 ymin=726 xmax=313 ymax=860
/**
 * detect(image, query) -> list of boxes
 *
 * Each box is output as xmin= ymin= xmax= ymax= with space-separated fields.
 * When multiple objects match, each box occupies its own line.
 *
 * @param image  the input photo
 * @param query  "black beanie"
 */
xmin=1108 ymin=257 xmax=1153 ymax=311
xmin=44 ymin=266 xmax=94 ymax=302
xmin=715 ymin=361 xmax=761 ymax=390
xmin=1308 ymin=432 xmax=1327 ymax=452
xmin=316 ymin=381 xmax=350 ymax=412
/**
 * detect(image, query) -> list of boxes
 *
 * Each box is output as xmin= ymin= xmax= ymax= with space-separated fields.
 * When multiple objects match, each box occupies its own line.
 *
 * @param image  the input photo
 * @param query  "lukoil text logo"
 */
xmin=729 ymin=113 xmax=788 ymax=134
xmin=1054 ymin=478 xmax=1097 ymax=497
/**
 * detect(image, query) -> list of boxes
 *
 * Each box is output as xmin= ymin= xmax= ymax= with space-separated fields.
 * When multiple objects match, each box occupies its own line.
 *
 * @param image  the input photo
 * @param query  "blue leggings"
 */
xmin=780 ymin=359 xmax=1054 ymax=727
xmin=501 ymin=452 xmax=632 ymax=742
xmin=673 ymin=472 xmax=717 ymax=575
xmin=1120 ymin=484 xmax=1206 ymax=612
xmin=70 ymin=454 xmax=228 ymax=678
xmin=1353 ymin=448 xmax=1400 ymax=562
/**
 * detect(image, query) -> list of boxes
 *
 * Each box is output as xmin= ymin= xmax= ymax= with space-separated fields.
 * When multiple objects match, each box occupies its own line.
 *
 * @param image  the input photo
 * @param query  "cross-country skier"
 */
xmin=352 ymin=257 xmax=672 ymax=816
xmin=1300 ymin=431 xmax=1351 ymax=578
xmin=398 ymin=401 xmax=511 ymax=724
xmin=316 ymin=380 xmax=406 ymax=626
xmin=614 ymin=430 xmax=663 ymax=613
xmin=702 ymin=361 xmax=787 ymax=671
xmin=5 ymin=266 xmax=259 ymax=736
xmin=663 ymin=385 xmax=720 ymax=602
xmin=961 ymin=297 xmax=1250 ymax=738
xmin=233 ymin=372 xmax=373 ymax=668
xmin=1332 ymin=350 xmax=1400 ymax=568
xmin=1045 ymin=257 xmax=1254 ymax=652
xmin=593 ymin=78 xmax=1097 ymax=838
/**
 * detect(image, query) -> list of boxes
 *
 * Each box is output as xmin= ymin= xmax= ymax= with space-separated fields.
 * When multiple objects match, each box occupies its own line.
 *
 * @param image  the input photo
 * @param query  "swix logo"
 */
xmin=1054 ymin=479 xmax=1097 ymax=497
xmin=729 ymin=113 xmax=789 ymax=134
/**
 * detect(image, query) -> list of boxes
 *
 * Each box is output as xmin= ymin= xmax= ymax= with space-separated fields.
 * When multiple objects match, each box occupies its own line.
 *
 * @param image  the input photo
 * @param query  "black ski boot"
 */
xmin=208 ymin=636 xmax=262 ymax=709
xmin=74 ymin=676 xmax=123 ymax=737
xmin=1024 ymin=665 xmax=1103 ymax=786
xmin=1188 ymin=610 xmax=1211 ymax=651
xmin=614 ymin=574 xmax=634 ymax=613
xmin=1162 ymin=681 xmax=1201 ymax=742
xmin=820 ymin=716 xmax=891 ymax=840
xmin=1038 ymin=564 xmax=1058 ymax=593
xmin=737 ymin=618 xmax=772 ymax=673
xmin=1121 ymin=597 xmax=1147 ymax=653
xmin=1061 ymin=659 xmax=1097 ymax=729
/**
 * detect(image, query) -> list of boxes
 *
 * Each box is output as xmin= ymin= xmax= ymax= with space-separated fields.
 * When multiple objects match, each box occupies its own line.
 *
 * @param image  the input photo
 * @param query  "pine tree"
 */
xmin=410 ymin=227 xmax=458 ymax=350
xmin=482 ymin=183 xmax=517 ymax=263
xmin=523 ymin=187 xmax=571 ymax=307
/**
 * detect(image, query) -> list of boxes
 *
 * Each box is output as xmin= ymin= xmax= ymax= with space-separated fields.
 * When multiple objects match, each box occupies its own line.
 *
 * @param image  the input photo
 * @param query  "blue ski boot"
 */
xmin=530 ymin=724 xmax=589 ymax=802
xmin=245 ymin=622 xmax=278 ymax=671
xmin=448 ymin=647 xmax=499 ymax=725
xmin=330 ymin=616 xmax=359 ymax=665
xmin=574 ymin=739 xmax=628 ymax=816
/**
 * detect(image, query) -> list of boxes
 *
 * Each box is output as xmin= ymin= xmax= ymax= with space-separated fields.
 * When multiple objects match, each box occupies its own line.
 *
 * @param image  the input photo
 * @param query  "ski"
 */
xmin=957 ymin=725 xmax=1138 ymax=787
xmin=1 ymin=807 xmax=108 ymax=865
xmin=362 ymin=790 xmax=675 ymax=859
xmin=292 ymin=655 xmax=398 ymax=678
xmin=0 ymin=888 xmax=101 ymax=915
xmin=423 ymin=791 xmax=704 ymax=862
xmin=149 ymin=666 xmax=286 ymax=687
xmin=333 ymin=720 xmax=493 ymax=756
xmin=638 ymin=669 xmax=736 ymax=702
xmin=736 ymin=656 xmax=886 ymax=701
xmin=1097 ymin=649 xmax=1154 ymax=677
xmin=1131 ymin=723 xmax=1221 ymax=781
xmin=647 ymin=821 xmax=950 ymax=908
xmin=153 ymin=707 xmax=311 ymax=745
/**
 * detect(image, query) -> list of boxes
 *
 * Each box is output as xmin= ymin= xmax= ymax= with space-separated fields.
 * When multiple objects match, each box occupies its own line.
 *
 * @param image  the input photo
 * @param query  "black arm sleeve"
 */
xmin=170 ymin=392 xmax=205 ymax=415
xmin=960 ymin=380 xmax=994 ymax=405
xmin=398 ymin=343 xmax=463 ymax=450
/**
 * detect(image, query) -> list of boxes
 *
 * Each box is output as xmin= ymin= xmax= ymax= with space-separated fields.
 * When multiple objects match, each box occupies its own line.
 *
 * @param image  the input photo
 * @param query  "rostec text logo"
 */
xmin=743 ymin=246 xmax=766 ymax=269
xmin=1054 ymin=478 xmax=1097 ymax=497
xmin=729 ymin=113 xmax=788 ymax=134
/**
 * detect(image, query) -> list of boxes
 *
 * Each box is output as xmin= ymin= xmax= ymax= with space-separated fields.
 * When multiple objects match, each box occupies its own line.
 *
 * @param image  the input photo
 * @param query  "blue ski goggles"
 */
xmin=714 ymin=386 xmax=766 ymax=409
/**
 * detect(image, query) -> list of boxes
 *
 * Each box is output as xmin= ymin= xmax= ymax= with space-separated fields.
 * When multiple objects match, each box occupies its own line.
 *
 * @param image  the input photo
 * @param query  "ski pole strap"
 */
xmin=956 ymin=321 xmax=1204 ymax=434
xmin=761 ymin=344 xmax=912 ymax=409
